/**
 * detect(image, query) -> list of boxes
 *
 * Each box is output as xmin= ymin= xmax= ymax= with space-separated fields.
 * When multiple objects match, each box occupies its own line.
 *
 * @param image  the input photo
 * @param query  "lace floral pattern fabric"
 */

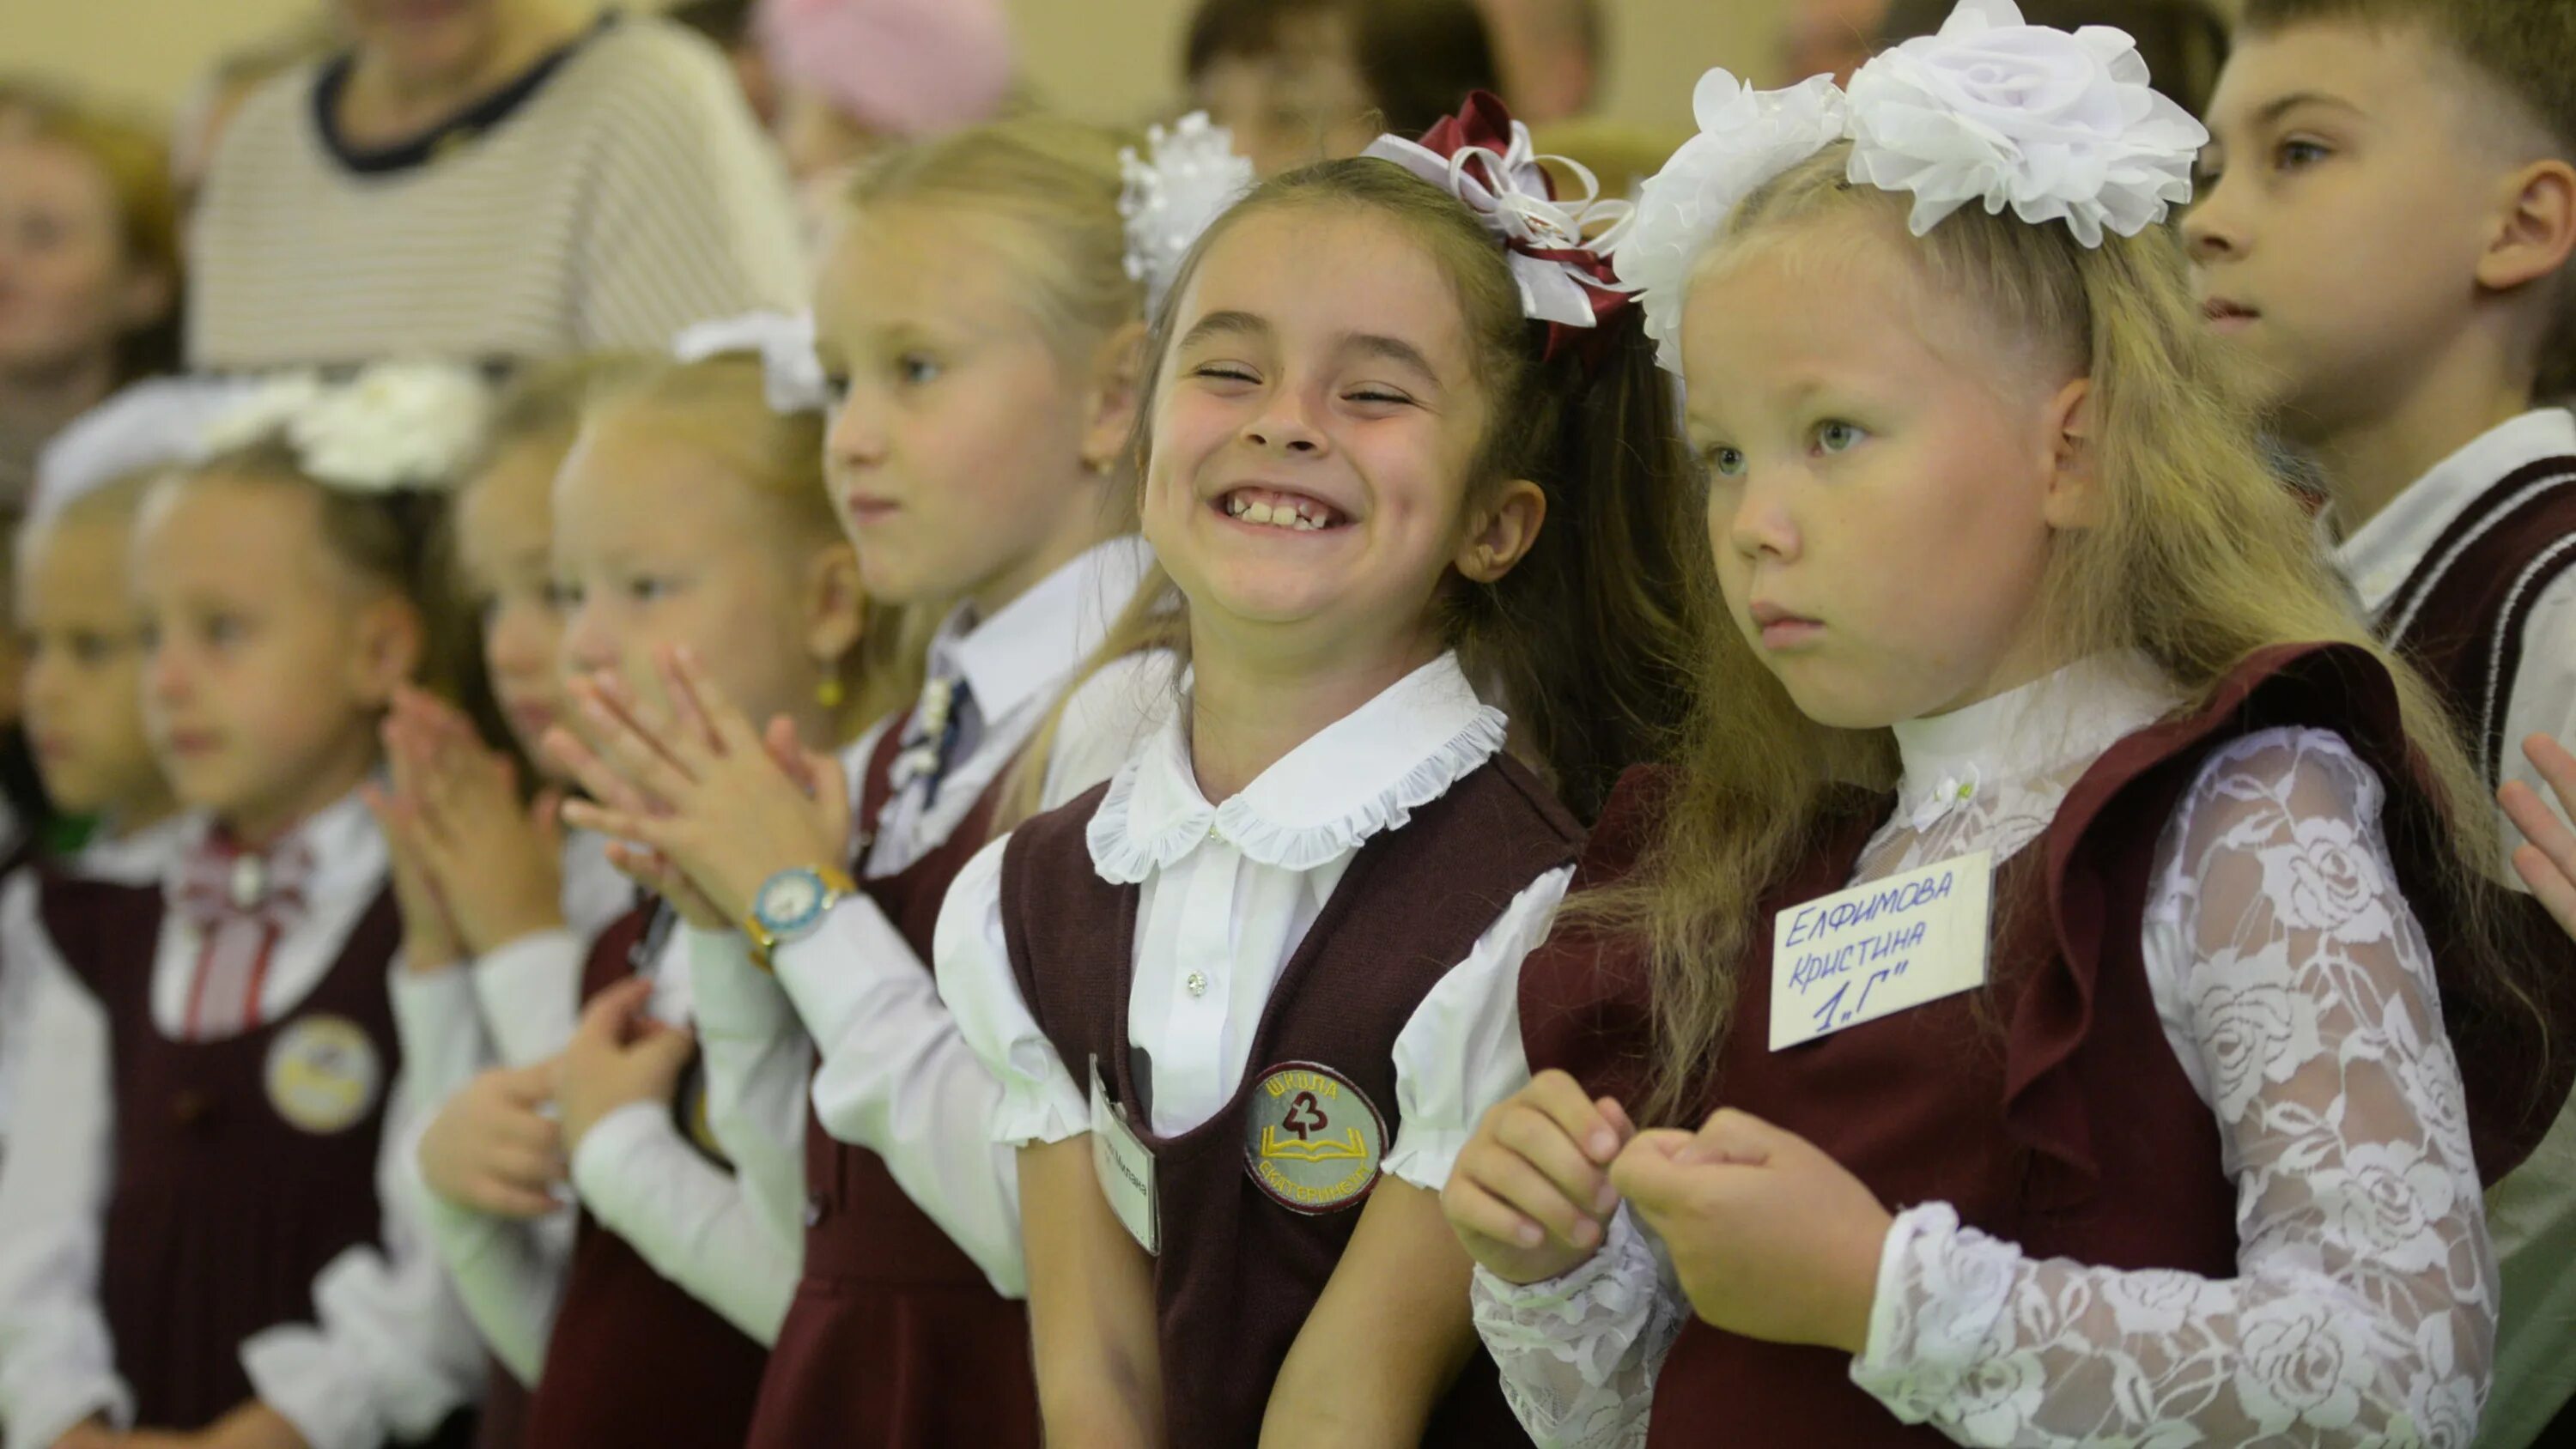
xmin=1473 ymin=694 xmax=2494 ymax=1448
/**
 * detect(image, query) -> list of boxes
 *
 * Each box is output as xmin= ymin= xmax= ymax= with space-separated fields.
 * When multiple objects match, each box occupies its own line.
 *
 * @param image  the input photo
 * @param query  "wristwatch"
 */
xmin=745 ymin=864 xmax=859 ymax=965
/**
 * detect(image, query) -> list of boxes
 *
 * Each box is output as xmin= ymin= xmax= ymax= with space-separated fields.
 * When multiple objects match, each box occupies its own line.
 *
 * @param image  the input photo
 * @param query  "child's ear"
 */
xmin=347 ymin=595 xmax=426 ymax=709
xmin=2038 ymin=378 xmax=2102 ymax=532
xmin=2479 ymin=158 xmax=2576 ymax=295
xmin=1079 ymin=320 xmax=1152 ymax=474
xmin=1454 ymin=479 xmax=1548 ymax=585
xmin=803 ymin=540 xmax=867 ymax=670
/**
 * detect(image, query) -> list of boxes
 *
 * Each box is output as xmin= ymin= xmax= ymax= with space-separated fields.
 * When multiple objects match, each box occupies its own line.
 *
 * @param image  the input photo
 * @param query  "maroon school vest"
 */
xmin=744 ymin=714 xmax=1041 ymax=1449
xmin=1000 ymin=752 xmax=1583 ymax=1449
xmin=521 ymin=902 xmax=769 ymax=1449
xmin=1521 ymin=643 xmax=2576 ymax=1447
xmin=2371 ymin=451 xmax=2576 ymax=785
xmin=43 ymin=871 xmax=406 ymax=1434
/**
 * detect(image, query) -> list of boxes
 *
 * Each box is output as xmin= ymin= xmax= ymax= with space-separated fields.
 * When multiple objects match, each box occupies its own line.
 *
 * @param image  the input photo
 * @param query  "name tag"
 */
xmin=1769 ymin=851 xmax=1993 ymax=1052
xmin=1090 ymin=1056 xmax=1158 ymax=1256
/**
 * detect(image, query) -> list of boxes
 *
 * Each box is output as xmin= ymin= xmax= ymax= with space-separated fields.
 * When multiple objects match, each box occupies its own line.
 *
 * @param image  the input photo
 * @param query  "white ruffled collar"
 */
xmin=1888 ymin=652 xmax=2178 ymax=833
xmin=1086 ymin=652 xmax=1508 ymax=881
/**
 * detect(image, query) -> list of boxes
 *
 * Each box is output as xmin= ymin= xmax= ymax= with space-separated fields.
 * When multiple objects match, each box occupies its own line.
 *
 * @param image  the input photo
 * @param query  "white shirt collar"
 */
xmin=920 ymin=536 xmax=1156 ymax=732
xmin=1087 ymin=651 xmax=1507 ymax=881
xmin=2334 ymin=408 xmax=2576 ymax=613
xmin=173 ymin=787 xmax=387 ymax=899
xmin=79 ymin=813 xmax=193 ymax=885
xmin=1888 ymin=652 xmax=2178 ymax=829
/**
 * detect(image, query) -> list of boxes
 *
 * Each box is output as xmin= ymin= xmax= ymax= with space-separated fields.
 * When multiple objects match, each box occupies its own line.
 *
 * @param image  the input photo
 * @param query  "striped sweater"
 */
xmin=186 ymin=15 xmax=805 ymax=371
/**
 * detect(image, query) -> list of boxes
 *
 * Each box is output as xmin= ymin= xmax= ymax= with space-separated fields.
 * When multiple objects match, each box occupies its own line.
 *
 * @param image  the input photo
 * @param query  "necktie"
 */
xmin=169 ymin=831 xmax=313 ymax=1040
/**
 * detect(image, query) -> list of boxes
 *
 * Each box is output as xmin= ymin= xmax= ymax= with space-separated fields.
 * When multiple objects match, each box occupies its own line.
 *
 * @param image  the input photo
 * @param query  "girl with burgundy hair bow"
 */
xmin=932 ymin=92 xmax=1706 ymax=1446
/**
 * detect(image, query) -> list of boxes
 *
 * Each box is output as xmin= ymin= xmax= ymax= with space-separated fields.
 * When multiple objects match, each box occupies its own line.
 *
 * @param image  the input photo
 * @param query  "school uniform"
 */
xmin=385 ymin=829 xmax=636 ymax=1449
xmin=938 ymin=652 xmax=1578 ymax=1447
xmin=0 ymin=821 xmax=187 ymax=1164
xmin=1431 ymin=646 xmax=2566 ymax=1447
xmin=412 ymin=871 xmax=799 ymax=1385
xmin=679 ymin=535 xmax=1167 ymax=1447
xmin=0 ymin=794 xmax=479 ymax=1449
xmin=2329 ymin=408 xmax=2576 ymax=1447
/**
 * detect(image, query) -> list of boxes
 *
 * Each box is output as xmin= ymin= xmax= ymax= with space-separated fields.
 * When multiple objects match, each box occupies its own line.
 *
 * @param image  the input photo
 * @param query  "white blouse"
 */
xmin=0 ymin=817 xmax=191 ymax=1155
xmin=686 ymin=536 xmax=1171 ymax=1299
xmin=395 ymin=831 xmax=768 ymax=1385
xmin=1437 ymin=655 xmax=2494 ymax=1448
xmin=0 ymin=795 xmax=480 ymax=1449
xmin=934 ymin=651 xmax=1575 ymax=1192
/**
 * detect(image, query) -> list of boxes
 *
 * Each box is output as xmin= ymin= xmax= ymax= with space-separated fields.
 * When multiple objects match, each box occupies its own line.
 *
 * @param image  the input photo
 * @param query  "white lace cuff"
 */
xmin=1473 ymin=1207 xmax=1668 ymax=1389
xmin=1850 ymin=1201 xmax=2019 ymax=1426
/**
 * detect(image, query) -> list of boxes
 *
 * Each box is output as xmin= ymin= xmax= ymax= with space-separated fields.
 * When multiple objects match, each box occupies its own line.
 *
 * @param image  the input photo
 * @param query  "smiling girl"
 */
xmin=931 ymin=94 xmax=1706 ymax=1446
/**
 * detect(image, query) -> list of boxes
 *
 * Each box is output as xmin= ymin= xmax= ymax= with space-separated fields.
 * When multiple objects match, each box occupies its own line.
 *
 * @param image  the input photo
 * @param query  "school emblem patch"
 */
xmin=264 ymin=1015 xmax=382 ymax=1135
xmin=1242 ymin=1061 xmax=1385 ymax=1215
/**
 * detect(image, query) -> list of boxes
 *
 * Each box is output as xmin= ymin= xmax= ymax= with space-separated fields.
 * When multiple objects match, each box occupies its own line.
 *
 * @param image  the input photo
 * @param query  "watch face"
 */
xmin=758 ymin=871 xmax=823 ymax=930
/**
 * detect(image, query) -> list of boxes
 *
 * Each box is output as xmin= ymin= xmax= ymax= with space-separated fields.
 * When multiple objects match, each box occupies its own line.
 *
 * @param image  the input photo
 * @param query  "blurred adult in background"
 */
xmin=1475 ymin=0 xmax=1599 ymax=123
xmin=189 ymin=0 xmax=803 ymax=371
xmin=0 ymin=86 xmax=179 ymax=520
xmin=667 ymin=0 xmax=779 ymax=126
xmin=1877 ymin=0 xmax=2230 ymax=114
xmin=1779 ymin=0 xmax=1888 ymax=83
xmin=1185 ymin=0 xmax=1501 ymax=176
xmin=753 ymin=0 xmax=1018 ymax=239
xmin=168 ymin=9 xmax=345 ymax=220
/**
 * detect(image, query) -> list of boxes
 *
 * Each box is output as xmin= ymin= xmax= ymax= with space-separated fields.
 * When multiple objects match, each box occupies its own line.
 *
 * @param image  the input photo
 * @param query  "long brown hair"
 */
xmin=1049 ymin=155 xmax=1712 ymax=823
xmin=1595 ymin=143 xmax=2540 ymax=1125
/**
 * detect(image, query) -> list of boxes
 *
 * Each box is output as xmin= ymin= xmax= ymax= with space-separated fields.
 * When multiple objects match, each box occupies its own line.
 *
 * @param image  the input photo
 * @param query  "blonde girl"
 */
xmin=1440 ymin=6 xmax=2576 ymax=1446
xmin=556 ymin=115 xmax=1176 ymax=1448
xmin=409 ymin=346 xmax=880 ymax=1449
xmin=0 ymin=469 xmax=181 ymax=1165
xmin=0 ymin=366 xmax=483 ymax=1449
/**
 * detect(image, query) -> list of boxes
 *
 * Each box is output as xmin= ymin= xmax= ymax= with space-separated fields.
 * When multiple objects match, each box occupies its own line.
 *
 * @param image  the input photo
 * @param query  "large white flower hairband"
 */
xmin=673 ymin=309 xmax=830 ymax=413
xmin=1121 ymin=112 xmax=1256 ymax=312
xmin=204 ymin=361 xmax=493 ymax=494
xmin=1364 ymin=91 xmax=1637 ymax=361
xmin=1615 ymin=0 xmax=2209 ymax=373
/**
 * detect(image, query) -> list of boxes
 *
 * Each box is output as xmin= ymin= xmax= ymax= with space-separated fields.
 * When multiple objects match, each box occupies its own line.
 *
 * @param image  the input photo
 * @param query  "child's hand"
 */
xmin=554 ymin=976 xmax=696 ymax=1157
xmin=1611 ymin=1109 xmax=1893 ymax=1355
xmin=417 ymin=1061 xmax=564 ymax=1218
xmin=361 ymin=746 xmax=462 ymax=975
xmin=2504 ymin=733 xmax=2576 ymax=938
xmin=384 ymin=689 xmax=568 ymax=955
xmin=555 ymin=647 xmax=852 ymax=925
xmin=540 ymin=709 xmax=732 ymax=931
xmin=1442 ymin=1070 xmax=1634 ymax=1284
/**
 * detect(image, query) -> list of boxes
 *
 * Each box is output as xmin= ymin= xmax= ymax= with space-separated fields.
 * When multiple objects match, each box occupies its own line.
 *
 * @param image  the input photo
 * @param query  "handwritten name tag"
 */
xmin=1090 ymin=1056 xmax=1159 ymax=1255
xmin=1769 ymin=850 xmax=1993 ymax=1052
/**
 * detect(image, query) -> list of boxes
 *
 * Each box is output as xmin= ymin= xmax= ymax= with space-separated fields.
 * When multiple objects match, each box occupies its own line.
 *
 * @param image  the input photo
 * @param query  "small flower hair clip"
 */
xmin=1364 ymin=91 xmax=1637 ymax=362
xmin=672 ymin=310 xmax=831 ymax=414
xmin=204 ymin=361 xmax=492 ymax=494
xmin=1120 ymin=112 xmax=1255 ymax=312
xmin=1613 ymin=0 xmax=2208 ymax=375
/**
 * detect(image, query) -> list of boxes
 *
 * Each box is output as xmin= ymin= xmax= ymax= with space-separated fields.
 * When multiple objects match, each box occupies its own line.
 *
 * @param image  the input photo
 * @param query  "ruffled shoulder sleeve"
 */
xmin=931 ymin=833 xmax=1088 ymax=1146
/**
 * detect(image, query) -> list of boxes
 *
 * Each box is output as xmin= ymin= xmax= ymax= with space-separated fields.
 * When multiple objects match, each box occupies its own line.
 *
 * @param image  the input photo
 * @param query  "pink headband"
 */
xmin=754 ymin=0 xmax=1016 ymax=139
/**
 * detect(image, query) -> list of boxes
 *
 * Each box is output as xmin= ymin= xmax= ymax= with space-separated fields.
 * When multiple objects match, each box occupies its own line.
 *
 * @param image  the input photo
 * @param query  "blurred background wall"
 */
xmin=0 ymin=0 xmax=1795 ymax=133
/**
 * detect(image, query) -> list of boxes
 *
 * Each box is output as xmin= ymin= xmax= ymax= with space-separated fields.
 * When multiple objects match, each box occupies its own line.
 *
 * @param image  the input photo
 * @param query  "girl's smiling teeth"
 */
xmin=1220 ymin=486 xmax=1346 ymax=531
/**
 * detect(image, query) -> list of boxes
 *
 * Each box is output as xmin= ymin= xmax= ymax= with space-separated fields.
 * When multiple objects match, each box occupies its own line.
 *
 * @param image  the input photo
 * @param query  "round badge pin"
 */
xmin=264 ymin=1015 xmax=383 ymax=1135
xmin=1242 ymin=1060 xmax=1386 ymax=1215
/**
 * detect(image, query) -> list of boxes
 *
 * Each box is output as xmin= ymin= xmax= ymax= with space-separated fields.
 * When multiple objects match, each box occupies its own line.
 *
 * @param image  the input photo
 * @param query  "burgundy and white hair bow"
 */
xmin=1362 ymin=92 xmax=1637 ymax=362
